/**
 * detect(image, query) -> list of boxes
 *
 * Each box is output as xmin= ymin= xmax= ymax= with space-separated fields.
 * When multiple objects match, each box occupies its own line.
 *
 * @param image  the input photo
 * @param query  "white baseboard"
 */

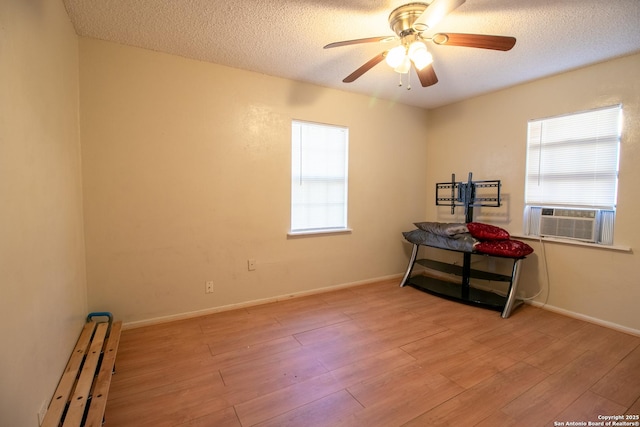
xmin=123 ymin=274 xmax=640 ymax=338
xmin=123 ymin=274 xmax=403 ymax=330
xmin=527 ymin=300 xmax=640 ymax=337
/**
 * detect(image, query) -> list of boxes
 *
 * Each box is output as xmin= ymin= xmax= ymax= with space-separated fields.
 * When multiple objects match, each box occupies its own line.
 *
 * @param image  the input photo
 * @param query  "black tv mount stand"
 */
xmin=436 ymin=172 xmax=502 ymax=222
xmin=401 ymin=172 xmax=525 ymax=318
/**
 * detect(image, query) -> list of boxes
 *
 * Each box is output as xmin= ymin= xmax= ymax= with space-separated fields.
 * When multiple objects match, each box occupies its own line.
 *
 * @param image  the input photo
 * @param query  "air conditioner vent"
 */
xmin=539 ymin=208 xmax=597 ymax=242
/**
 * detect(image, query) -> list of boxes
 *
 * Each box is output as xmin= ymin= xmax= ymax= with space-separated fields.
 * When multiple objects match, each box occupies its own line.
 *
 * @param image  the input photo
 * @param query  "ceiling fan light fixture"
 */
xmin=385 ymin=45 xmax=407 ymax=68
xmin=409 ymin=41 xmax=433 ymax=70
xmin=394 ymin=56 xmax=412 ymax=74
xmin=408 ymin=40 xmax=426 ymax=56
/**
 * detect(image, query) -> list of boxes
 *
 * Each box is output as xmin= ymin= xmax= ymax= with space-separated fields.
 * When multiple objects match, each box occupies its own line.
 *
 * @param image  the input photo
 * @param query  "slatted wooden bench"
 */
xmin=42 ymin=312 xmax=122 ymax=427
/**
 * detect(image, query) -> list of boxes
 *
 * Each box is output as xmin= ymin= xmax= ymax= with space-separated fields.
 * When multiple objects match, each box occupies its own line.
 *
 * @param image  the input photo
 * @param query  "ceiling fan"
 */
xmin=324 ymin=0 xmax=516 ymax=88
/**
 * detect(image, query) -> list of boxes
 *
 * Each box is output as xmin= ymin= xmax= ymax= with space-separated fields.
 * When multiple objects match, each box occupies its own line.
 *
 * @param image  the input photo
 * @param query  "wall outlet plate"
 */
xmin=205 ymin=281 xmax=214 ymax=293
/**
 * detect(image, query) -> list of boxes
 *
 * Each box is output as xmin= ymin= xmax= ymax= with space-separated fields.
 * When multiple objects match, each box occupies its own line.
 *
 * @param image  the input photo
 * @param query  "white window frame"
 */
xmin=289 ymin=120 xmax=349 ymax=235
xmin=524 ymin=104 xmax=622 ymax=245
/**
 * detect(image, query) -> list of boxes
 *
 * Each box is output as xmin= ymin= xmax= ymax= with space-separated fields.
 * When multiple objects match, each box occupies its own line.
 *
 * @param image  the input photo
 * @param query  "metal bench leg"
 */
xmin=400 ymin=244 xmax=419 ymax=287
xmin=502 ymin=258 xmax=523 ymax=318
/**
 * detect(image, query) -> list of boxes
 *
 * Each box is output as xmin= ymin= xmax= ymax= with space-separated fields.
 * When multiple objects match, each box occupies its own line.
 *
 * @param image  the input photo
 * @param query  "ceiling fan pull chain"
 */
xmin=407 ymin=72 xmax=412 ymax=90
xmin=398 ymin=73 xmax=403 ymax=87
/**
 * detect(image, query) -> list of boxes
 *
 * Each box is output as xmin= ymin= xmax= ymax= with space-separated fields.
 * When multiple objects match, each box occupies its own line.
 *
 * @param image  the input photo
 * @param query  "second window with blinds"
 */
xmin=290 ymin=120 xmax=349 ymax=235
xmin=524 ymin=104 xmax=622 ymax=245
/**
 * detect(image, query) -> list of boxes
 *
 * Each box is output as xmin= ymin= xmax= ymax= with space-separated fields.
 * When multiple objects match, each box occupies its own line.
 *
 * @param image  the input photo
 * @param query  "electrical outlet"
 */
xmin=248 ymin=259 xmax=256 ymax=271
xmin=205 ymin=280 xmax=214 ymax=293
xmin=37 ymin=400 xmax=48 ymax=426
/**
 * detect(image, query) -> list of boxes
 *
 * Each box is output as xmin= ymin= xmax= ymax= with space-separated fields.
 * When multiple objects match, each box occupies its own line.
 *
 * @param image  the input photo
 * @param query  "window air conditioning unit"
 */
xmin=539 ymin=208 xmax=597 ymax=242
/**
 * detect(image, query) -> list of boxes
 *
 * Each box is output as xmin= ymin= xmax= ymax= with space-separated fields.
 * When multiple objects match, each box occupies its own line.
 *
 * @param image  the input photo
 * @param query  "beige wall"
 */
xmin=78 ymin=38 xmax=430 ymax=324
xmin=425 ymin=53 xmax=640 ymax=332
xmin=0 ymin=1 xmax=87 ymax=426
xmin=2 ymin=4 xmax=637 ymax=424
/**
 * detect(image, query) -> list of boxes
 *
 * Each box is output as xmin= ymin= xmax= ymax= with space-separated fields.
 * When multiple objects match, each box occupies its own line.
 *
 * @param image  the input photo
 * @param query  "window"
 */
xmin=524 ymin=104 xmax=622 ymax=245
xmin=290 ymin=120 xmax=349 ymax=234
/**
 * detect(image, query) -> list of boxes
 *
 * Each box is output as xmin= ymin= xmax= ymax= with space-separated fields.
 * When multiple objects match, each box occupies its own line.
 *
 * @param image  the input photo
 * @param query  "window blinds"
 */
xmin=525 ymin=105 xmax=622 ymax=209
xmin=291 ymin=121 xmax=349 ymax=232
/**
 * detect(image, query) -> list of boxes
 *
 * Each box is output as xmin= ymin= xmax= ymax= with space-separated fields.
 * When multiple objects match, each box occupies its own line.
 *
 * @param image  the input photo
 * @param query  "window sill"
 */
xmin=287 ymin=228 xmax=352 ymax=238
xmin=512 ymin=234 xmax=631 ymax=253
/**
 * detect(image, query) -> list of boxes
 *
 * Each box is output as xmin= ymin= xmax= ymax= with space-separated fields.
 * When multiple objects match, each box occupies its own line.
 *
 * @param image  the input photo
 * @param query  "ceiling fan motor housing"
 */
xmin=388 ymin=2 xmax=428 ymax=37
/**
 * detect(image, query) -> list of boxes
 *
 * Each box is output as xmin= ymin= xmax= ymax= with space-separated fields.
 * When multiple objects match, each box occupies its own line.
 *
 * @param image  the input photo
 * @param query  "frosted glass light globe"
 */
xmin=385 ymin=45 xmax=407 ymax=68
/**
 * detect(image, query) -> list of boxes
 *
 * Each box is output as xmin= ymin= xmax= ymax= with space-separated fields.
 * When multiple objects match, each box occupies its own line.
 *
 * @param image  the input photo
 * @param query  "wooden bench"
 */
xmin=42 ymin=312 xmax=122 ymax=427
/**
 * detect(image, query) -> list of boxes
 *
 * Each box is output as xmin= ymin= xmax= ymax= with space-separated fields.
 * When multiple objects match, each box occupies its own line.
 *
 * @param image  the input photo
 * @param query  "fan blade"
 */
xmin=413 ymin=0 xmax=466 ymax=32
xmin=343 ymin=52 xmax=387 ymax=83
xmin=324 ymin=36 xmax=393 ymax=49
xmin=432 ymin=33 xmax=516 ymax=51
xmin=414 ymin=63 xmax=438 ymax=87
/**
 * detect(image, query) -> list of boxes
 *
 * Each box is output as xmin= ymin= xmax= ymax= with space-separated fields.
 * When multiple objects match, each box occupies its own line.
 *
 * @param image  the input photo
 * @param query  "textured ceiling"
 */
xmin=62 ymin=0 xmax=640 ymax=109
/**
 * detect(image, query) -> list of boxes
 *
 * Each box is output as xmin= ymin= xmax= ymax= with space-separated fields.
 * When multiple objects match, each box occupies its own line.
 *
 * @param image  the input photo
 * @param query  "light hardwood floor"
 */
xmin=105 ymin=279 xmax=640 ymax=427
